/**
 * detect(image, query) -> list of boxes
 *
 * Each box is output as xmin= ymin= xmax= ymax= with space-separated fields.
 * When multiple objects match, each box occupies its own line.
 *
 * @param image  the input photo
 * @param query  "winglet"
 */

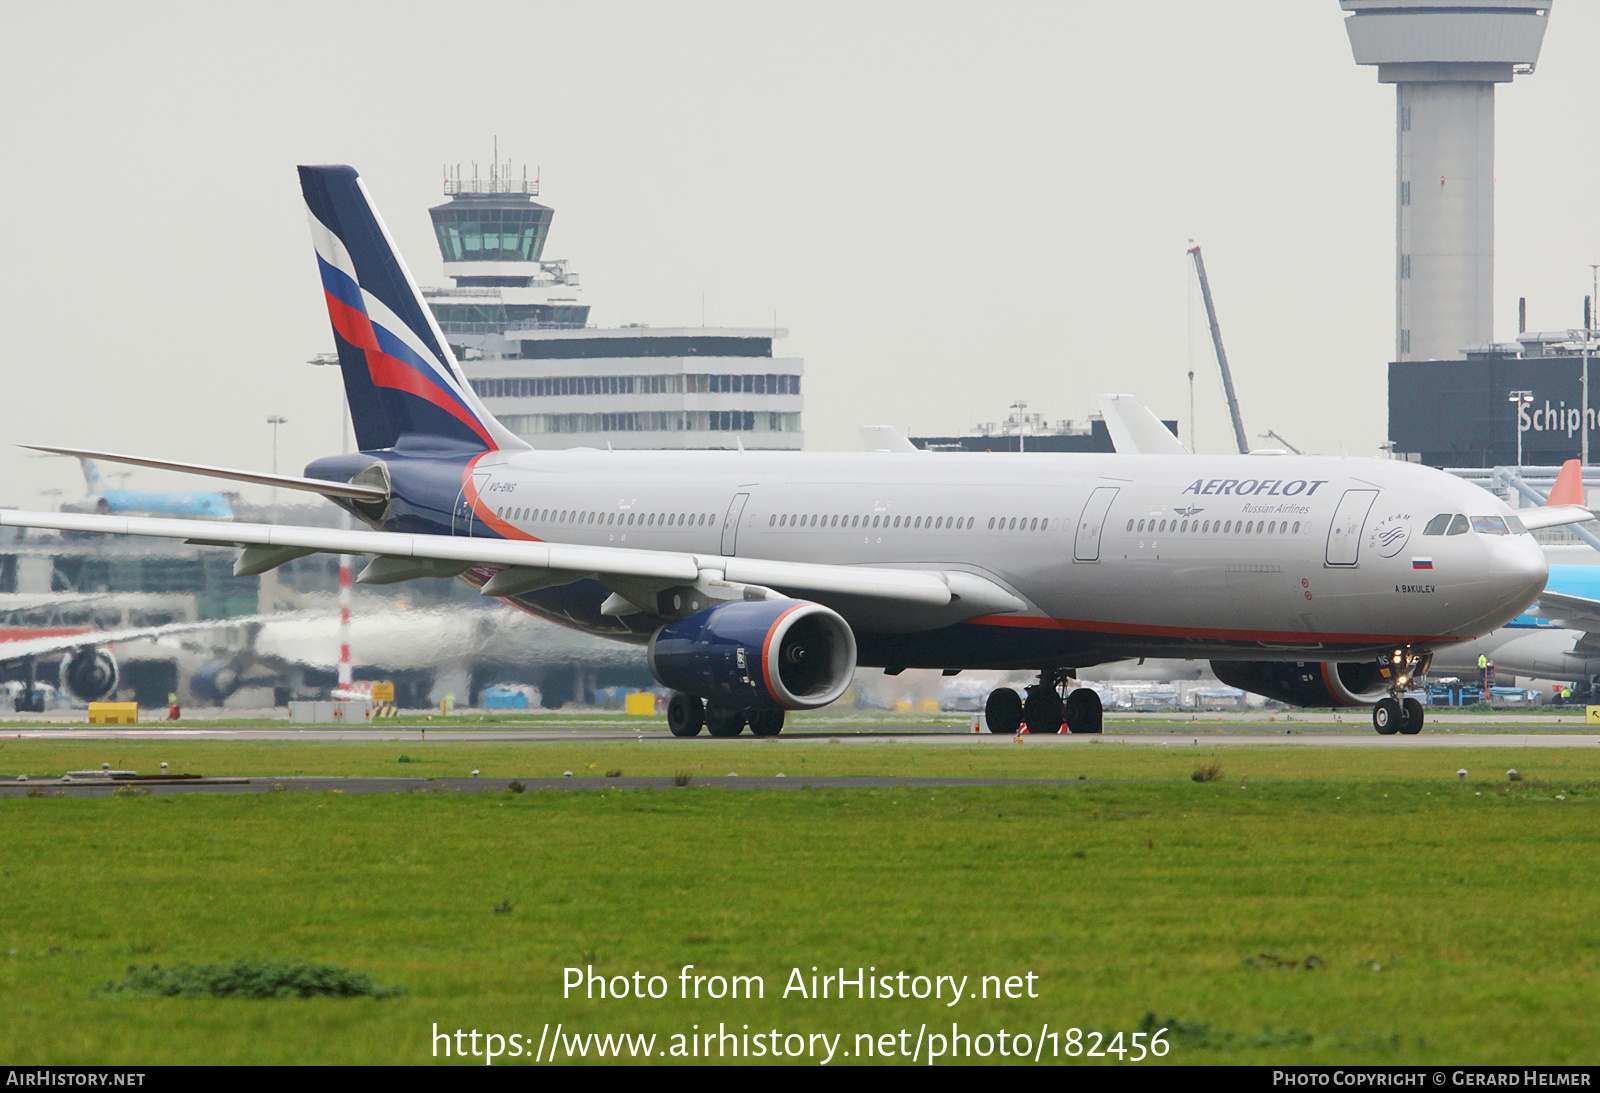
xmin=1548 ymin=459 xmax=1585 ymax=507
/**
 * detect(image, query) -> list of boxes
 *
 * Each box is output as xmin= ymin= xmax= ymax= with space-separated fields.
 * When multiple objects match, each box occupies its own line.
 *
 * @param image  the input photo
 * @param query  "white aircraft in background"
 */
xmin=1 ymin=165 xmax=1585 ymax=736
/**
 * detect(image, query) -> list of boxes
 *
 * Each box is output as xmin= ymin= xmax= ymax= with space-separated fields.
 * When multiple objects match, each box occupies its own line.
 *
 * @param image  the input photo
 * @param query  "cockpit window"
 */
xmin=1505 ymin=514 xmax=1529 ymax=534
xmin=1469 ymin=515 xmax=1510 ymax=535
xmin=1422 ymin=514 xmax=1452 ymax=535
xmin=1446 ymin=514 xmax=1469 ymax=535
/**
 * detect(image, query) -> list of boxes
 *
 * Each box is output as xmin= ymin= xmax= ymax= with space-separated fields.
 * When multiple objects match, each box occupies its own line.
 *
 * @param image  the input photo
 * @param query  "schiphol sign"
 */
xmin=1518 ymin=397 xmax=1598 ymax=441
xmin=1388 ymin=356 xmax=1600 ymax=467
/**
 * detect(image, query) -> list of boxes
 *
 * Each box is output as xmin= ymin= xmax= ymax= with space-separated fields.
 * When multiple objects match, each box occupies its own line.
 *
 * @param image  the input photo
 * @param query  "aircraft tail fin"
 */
xmin=1548 ymin=458 xmax=1585 ymax=507
xmin=1097 ymin=394 xmax=1189 ymax=455
xmin=297 ymin=165 xmax=526 ymax=454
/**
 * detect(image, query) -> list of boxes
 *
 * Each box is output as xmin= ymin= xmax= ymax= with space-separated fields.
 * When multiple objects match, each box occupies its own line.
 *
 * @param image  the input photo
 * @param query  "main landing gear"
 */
xmin=667 ymin=692 xmax=785 ymax=738
xmin=1371 ymin=647 xmax=1430 ymax=736
xmin=986 ymin=671 xmax=1103 ymax=734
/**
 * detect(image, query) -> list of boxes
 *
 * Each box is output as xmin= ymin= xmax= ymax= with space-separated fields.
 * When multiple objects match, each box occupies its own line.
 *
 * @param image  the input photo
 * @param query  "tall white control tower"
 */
xmin=1340 ymin=0 xmax=1552 ymax=362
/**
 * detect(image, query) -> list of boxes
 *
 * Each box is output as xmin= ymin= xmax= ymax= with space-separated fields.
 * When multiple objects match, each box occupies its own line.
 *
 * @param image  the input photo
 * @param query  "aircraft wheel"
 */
xmin=1372 ymin=698 xmax=1401 ymax=735
xmin=749 ymin=709 xmax=785 ymax=737
xmin=667 ymin=692 xmax=704 ymax=737
xmin=705 ymin=704 xmax=747 ymax=738
xmin=985 ymin=687 xmax=1023 ymax=733
xmin=1064 ymin=687 xmax=1104 ymax=734
xmin=1399 ymin=697 xmax=1425 ymax=735
xmin=1023 ymin=684 xmax=1064 ymax=734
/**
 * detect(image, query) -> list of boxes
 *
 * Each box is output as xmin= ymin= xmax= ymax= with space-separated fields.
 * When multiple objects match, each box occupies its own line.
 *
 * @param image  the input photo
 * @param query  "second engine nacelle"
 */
xmin=648 ymin=599 xmax=857 ymax=710
xmin=59 ymin=646 xmax=119 ymax=703
xmin=1210 ymin=659 xmax=1390 ymax=708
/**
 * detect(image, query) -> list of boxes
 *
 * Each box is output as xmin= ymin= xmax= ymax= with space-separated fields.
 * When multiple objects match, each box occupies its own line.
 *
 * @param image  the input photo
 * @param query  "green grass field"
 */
xmin=2 ymin=740 xmax=1597 ymax=1066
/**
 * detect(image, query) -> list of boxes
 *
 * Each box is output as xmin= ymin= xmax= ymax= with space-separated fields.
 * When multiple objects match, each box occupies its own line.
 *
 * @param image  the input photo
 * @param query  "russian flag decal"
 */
xmin=1412 ymin=557 xmax=1434 ymax=570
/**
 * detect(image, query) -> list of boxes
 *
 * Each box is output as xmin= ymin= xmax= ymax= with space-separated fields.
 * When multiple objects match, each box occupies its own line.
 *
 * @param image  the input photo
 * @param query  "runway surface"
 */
xmin=2 ymin=727 xmax=1597 ymax=748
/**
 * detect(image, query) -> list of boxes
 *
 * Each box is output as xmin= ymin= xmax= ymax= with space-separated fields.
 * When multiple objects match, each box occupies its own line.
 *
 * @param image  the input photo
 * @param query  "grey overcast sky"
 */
xmin=0 ymin=1 xmax=1596 ymax=506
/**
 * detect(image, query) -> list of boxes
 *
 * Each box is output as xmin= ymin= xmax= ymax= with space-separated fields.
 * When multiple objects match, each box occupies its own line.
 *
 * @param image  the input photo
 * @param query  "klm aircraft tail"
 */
xmin=297 ymin=165 xmax=525 ymax=454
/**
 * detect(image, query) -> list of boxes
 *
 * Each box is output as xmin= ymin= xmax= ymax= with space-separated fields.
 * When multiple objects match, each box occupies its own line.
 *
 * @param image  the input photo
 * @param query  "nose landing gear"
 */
xmin=1372 ymin=648 xmax=1430 ymax=736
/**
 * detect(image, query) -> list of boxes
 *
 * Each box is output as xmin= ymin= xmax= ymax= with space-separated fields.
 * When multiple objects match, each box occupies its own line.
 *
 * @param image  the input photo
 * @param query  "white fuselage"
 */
xmin=457 ymin=447 xmax=1547 ymax=668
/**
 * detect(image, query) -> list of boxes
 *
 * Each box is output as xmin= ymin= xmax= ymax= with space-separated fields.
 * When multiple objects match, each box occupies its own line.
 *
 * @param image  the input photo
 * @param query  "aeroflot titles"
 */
xmin=1180 ymin=479 xmax=1329 ymax=497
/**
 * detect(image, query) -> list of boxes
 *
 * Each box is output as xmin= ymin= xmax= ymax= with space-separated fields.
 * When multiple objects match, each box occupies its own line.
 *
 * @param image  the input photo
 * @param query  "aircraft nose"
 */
xmin=1478 ymin=536 xmax=1548 ymax=630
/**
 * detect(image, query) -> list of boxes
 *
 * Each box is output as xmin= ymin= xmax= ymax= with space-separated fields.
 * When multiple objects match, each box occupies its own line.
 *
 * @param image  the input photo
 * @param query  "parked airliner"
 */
xmin=2 ymin=166 xmax=1586 ymax=735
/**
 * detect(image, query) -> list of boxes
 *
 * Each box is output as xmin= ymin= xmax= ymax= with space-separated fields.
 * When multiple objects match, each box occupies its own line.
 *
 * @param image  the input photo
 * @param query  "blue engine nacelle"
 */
xmin=1210 ymin=660 xmax=1389 ymax=708
xmin=648 ymin=599 xmax=857 ymax=710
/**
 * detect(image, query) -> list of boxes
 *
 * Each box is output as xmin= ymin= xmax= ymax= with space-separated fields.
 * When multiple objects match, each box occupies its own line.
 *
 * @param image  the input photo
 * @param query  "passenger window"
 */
xmin=1447 ymin=514 xmax=1469 ymax=535
xmin=1469 ymin=515 xmax=1509 ymax=535
xmin=1422 ymin=513 xmax=1451 ymax=535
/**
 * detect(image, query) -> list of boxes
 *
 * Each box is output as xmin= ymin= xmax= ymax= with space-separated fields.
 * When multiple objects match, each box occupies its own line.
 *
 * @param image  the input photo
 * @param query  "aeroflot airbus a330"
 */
xmin=4 ymin=166 xmax=1589 ymax=736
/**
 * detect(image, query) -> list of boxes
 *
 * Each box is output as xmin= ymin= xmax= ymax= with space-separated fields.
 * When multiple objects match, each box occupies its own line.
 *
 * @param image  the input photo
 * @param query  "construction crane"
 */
xmin=1187 ymin=244 xmax=1250 ymax=455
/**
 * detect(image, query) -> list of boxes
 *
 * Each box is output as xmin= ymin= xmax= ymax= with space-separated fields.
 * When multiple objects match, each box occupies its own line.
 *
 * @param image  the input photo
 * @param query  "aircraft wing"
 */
xmin=1525 ymin=590 xmax=1600 ymax=633
xmin=1516 ymin=505 xmax=1596 ymax=532
xmin=0 ymin=613 xmax=295 ymax=664
xmin=0 ymin=510 xmax=1026 ymax=616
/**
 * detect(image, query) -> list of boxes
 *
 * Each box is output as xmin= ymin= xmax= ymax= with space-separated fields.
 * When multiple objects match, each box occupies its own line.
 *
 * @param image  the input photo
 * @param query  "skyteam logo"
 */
xmin=1367 ymin=513 xmax=1413 ymax=559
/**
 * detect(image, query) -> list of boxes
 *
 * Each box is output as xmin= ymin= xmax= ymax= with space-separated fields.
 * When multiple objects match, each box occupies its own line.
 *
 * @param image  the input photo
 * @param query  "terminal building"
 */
xmin=420 ymin=163 xmax=803 ymax=450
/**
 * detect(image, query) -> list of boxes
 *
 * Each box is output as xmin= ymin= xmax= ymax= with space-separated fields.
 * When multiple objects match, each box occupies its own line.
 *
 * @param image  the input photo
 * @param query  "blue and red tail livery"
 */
xmin=298 ymin=165 xmax=524 ymax=454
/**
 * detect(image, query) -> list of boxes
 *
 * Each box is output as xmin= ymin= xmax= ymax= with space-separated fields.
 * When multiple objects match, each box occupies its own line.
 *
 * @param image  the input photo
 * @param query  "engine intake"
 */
xmin=1210 ymin=659 xmax=1389 ymax=708
xmin=59 ymin=647 xmax=119 ymax=703
xmin=649 ymin=599 xmax=857 ymax=710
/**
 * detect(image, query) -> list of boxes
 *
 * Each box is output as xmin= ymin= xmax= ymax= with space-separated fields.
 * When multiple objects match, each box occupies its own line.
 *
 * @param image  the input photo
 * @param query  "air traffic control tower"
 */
xmin=1340 ymin=0 xmax=1551 ymax=364
xmin=421 ymin=161 xmax=804 ymax=451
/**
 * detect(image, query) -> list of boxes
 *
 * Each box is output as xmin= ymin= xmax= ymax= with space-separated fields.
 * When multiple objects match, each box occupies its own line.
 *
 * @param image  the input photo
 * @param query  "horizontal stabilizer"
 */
xmin=20 ymin=445 xmax=388 ymax=502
